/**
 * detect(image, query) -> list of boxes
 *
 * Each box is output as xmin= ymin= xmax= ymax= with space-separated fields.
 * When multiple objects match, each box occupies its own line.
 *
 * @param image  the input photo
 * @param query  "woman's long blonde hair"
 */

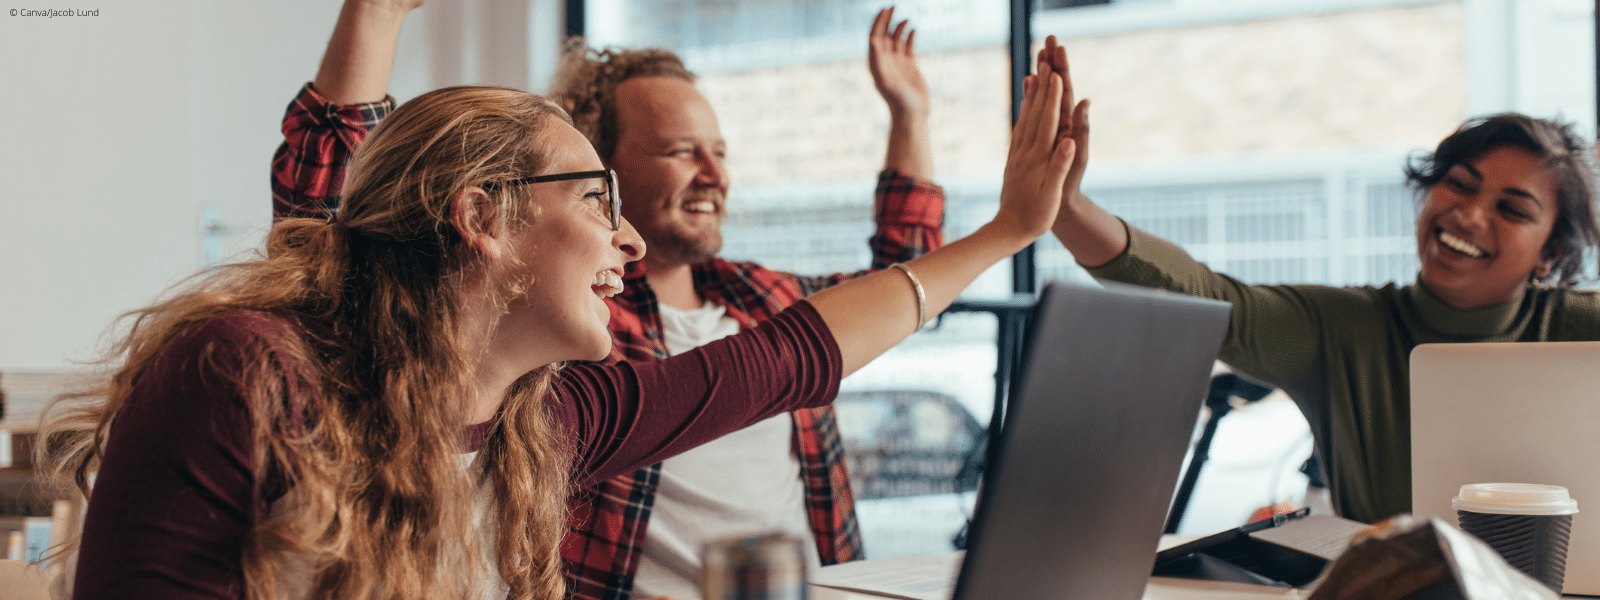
xmin=43 ymin=85 xmax=577 ymax=599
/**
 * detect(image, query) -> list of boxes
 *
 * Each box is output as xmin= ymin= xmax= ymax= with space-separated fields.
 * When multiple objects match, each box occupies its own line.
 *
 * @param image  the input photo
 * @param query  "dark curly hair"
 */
xmin=1405 ymin=113 xmax=1600 ymax=286
xmin=546 ymin=37 xmax=697 ymax=162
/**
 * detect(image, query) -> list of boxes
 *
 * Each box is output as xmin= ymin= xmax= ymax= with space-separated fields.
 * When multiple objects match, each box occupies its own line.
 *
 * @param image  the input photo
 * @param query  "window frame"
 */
xmin=563 ymin=0 xmax=1600 ymax=447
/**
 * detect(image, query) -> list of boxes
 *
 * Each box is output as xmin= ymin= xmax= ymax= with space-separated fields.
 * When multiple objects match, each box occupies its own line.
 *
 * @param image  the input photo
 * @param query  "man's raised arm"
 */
xmin=869 ymin=6 xmax=933 ymax=181
xmin=271 ymin=0 xmax=426 ymax=220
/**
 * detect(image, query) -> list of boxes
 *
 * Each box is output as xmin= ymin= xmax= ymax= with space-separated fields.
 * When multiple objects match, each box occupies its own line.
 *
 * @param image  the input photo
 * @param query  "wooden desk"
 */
xmin=811 ymin=579 xmax=1302 ymax=599
xmin=807 ymin=541 xmax=1588 ymax=599
xmin=807 ymin=549 xmax=1302 ymax=600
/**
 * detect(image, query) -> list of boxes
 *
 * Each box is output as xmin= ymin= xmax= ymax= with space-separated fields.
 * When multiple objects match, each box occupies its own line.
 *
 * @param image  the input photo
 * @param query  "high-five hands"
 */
xmin=1032 ymin=36 xmax=1128 ymax=268
xmin=994 ymin=36 xmax=1077 ymax=243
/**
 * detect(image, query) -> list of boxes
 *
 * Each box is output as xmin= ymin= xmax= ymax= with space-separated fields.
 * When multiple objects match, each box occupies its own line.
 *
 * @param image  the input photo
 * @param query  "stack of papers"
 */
xmin=809 ymin=552 xmax=963 ymax=600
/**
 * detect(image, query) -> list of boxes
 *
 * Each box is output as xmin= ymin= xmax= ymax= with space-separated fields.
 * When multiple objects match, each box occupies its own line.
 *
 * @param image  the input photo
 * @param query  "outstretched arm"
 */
xmin=272 ymin=0 xmax=426 ymax=220
xmin=869 ymin=7 xmax=934 ymax=181
xmin=1036 ymin=36 xmax=1126 ymax=268
xmin=565 ymin=64 xmax=1075 ymax=485
xmin=313 ymin=0 xmax=427 ymax=104
xmin=813 ymin=56 xmax=1076 ymax=376
xmin=1030 ymin=37 xmax=1334 ymax=392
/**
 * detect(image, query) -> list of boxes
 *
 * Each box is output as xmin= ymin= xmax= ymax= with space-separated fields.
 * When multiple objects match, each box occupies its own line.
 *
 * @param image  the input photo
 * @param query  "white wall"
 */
xmin=0 ymin=1 xmax=563 ymax=370
xmin=1466 ymin=0 xmax=1597 ymax=135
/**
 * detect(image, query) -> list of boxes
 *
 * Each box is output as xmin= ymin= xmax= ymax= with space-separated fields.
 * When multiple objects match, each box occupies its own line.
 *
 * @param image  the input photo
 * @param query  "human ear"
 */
xmin=449 ymin=186 xmax=507 ymax=261
xmin=1534 ymin=246 xmax=1560 ymax=281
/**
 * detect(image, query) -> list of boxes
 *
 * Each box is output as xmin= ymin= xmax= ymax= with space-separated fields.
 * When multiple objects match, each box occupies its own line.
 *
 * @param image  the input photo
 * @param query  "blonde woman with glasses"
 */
xmin=45 ymin=51 xmax=1078 ymax=600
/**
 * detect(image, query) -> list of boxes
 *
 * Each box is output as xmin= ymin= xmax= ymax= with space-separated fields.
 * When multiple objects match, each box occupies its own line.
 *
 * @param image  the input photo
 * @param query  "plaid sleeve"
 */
xmin=792 ymin=169 xmax=947 ymax=296
xmin=563 ymin=470 xmax=659 ymax=600
xmin=270 ymin=83 xmax=395 ymax=220
xmin=869 ymin=168 xmax=945 ymax=267
xmin=792 ymin=405 xmax=864 ymax=564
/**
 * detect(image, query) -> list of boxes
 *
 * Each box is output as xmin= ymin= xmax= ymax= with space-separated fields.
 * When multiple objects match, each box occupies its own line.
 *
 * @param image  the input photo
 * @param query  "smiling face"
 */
xmin=497 ymin=120 xmax=646 ymax=363
xmin=607 ymin=75 xmax=729 ymax=270
xmin=1415 ymin=145 xmax=1560 ymax=310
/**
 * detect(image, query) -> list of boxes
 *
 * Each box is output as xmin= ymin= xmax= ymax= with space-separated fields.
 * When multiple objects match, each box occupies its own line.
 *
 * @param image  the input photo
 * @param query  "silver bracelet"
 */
xmin=889 ymin=262 xmax=927 ymax=330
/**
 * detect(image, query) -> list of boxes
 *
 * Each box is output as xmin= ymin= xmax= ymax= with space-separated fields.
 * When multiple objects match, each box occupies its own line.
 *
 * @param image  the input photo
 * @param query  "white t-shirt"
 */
xmin=264 ymin=451 xmax=509 ymax=600
xmin=629 ymin=301 xmax=822 ymax=600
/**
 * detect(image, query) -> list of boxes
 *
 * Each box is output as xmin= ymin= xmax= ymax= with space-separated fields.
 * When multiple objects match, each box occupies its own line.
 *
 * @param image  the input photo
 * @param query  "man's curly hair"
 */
xmin=548 ymin=37 xmax=697 ymax=162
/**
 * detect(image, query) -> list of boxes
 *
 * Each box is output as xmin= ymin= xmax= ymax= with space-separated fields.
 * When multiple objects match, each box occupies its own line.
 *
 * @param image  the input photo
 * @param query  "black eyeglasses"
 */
xmin=493 ymin=169 xmax=621 ymax=231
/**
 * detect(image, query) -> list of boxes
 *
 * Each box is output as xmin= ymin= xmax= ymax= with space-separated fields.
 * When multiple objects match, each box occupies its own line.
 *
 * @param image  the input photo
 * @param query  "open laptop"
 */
xmin=949 ymin=282 xmax=1232 ymax=600
xmin=1411 ymin=341 xmax=1600 ymax=596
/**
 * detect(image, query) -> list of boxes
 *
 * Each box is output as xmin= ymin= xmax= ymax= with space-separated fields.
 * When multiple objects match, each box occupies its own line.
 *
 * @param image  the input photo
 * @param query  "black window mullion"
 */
xmin=1009 ymin=0 xmax=1037 ymax=297
xmin=565 ymin=0 xmax=584 ymax=39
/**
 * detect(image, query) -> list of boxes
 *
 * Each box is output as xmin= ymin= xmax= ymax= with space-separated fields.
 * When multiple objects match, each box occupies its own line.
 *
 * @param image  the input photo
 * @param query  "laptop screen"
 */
xmin=952 ymin=282 xmax=1231 ymax=600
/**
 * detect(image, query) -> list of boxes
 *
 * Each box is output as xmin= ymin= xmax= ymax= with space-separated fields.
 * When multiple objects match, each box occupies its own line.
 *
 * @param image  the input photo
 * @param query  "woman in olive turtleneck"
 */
xmin=1035 ymin=39 xmax=1600 ymax=525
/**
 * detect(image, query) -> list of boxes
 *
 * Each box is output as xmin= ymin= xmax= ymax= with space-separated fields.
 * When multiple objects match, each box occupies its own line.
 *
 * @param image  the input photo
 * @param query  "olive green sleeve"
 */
xmin=1084 ymin=221 xmax=1368 ymax=389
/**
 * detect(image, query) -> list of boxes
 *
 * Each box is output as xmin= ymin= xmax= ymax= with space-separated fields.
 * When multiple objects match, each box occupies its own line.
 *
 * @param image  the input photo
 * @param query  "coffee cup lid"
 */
xmin=1452 ymin=482 xmax=1579 ymax=515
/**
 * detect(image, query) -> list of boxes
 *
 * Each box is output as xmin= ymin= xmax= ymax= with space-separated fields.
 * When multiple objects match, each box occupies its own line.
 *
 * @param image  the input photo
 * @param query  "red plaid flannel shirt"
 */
xmin=271 ymin=83 xmax=946 ymax=600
